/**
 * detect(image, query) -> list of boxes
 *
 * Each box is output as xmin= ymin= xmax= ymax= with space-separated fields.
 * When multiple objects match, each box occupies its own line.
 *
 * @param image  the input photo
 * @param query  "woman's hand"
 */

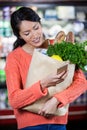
xmin=40 ymin=70 xmax=67 ymax=90
xmin=38 ymin=97 xmax=59 ymax=118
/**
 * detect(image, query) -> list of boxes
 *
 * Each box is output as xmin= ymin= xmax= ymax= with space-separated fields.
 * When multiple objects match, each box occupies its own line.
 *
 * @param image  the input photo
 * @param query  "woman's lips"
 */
xmin=32 ymin=37 xmax=40 ymax=43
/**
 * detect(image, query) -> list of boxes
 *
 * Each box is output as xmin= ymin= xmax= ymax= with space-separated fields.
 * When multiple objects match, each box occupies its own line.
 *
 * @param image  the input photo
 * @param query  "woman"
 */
xmin=5 ymin=7 xmax=87 ymax=130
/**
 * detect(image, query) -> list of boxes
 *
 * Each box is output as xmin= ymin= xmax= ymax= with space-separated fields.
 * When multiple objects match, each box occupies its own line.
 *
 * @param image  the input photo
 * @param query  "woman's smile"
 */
xmin=32 ymin=36 xmax=40 ymax=43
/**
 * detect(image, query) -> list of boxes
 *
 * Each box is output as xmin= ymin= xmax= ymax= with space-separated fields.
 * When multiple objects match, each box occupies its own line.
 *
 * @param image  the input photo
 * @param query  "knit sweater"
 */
xmin=5 ymin=47 xmax=87 ymax=129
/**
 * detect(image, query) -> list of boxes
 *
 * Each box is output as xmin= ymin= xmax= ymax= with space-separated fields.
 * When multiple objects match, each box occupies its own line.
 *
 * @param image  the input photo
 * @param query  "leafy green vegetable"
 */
xmin=47 ymin=41 xmax=87 ymax=72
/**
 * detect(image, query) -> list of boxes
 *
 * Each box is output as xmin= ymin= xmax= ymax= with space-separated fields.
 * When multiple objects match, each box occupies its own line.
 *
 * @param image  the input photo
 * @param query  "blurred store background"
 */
xmin=0 ymin=0 xmax=87 ymax=130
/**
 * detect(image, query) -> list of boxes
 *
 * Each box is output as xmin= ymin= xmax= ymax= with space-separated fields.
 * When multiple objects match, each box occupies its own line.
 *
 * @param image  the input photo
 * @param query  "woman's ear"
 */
xmin=19 ymin=36 xmax=23 ymax=39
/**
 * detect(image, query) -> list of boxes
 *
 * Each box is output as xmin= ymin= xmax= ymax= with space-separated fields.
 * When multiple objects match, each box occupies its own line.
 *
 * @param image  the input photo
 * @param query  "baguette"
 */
xmin=54 ymin=31 xmax=66 ymax=43
xmin=66 ymin=31 xmax=74 ymax=43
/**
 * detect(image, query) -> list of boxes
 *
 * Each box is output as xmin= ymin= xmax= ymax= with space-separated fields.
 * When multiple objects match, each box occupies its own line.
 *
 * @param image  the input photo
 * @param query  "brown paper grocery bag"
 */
xmin=23 ymin=49 xmax=75 ymax=116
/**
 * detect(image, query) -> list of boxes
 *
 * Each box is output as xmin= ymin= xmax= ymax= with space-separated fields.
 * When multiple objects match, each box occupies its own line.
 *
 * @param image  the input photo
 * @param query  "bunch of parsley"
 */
xmin=47 ymin=41 xmax=87 ymax=72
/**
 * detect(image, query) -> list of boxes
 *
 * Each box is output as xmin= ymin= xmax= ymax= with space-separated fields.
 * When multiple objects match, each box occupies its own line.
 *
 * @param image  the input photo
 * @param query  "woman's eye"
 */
xmin=34 ymin=26 xmax=39 ymax=30
xmin=24 ymin=32 xmax=30 ymax=36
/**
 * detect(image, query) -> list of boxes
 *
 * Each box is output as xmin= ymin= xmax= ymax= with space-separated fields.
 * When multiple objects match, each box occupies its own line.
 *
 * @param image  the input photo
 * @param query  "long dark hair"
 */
xmin=10 ymin=7 xmax=41 ymax=50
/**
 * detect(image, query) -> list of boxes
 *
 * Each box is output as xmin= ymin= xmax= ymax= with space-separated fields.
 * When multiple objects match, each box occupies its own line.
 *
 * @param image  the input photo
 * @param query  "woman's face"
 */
xmin=19 ymin=20 xmax=43 ymax=48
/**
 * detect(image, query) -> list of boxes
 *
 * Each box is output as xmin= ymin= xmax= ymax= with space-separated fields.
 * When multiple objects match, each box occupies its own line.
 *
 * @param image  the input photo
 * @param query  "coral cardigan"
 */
xmin=5 ymin=47 xmax=87 ymax=129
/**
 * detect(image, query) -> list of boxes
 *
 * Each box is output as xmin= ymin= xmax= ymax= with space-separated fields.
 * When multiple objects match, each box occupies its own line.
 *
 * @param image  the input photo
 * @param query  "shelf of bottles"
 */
xmin=0 ymin=6 xmax=17 ymax=109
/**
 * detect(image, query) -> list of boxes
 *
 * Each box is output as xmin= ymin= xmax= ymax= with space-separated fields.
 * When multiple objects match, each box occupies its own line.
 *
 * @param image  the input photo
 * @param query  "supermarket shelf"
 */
xmin=0 ymin=105 xmax=87 ymax=125
xmin=0 ymin=1 xmax=87 ymax=7
xmin=0 ymin=109 xmax=17 ymax=125
xmin=69 ymin=105 xmax=87 ymax=120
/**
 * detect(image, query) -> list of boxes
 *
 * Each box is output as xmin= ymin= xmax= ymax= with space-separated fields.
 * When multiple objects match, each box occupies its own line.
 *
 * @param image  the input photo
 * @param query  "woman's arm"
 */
xmin=5 ymin=53 xmax=48 ymax=109
xmin=54 ymin=69 xmax=87 ymax=107
xmin=38 ymin=69 xmax=87 ymax=116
